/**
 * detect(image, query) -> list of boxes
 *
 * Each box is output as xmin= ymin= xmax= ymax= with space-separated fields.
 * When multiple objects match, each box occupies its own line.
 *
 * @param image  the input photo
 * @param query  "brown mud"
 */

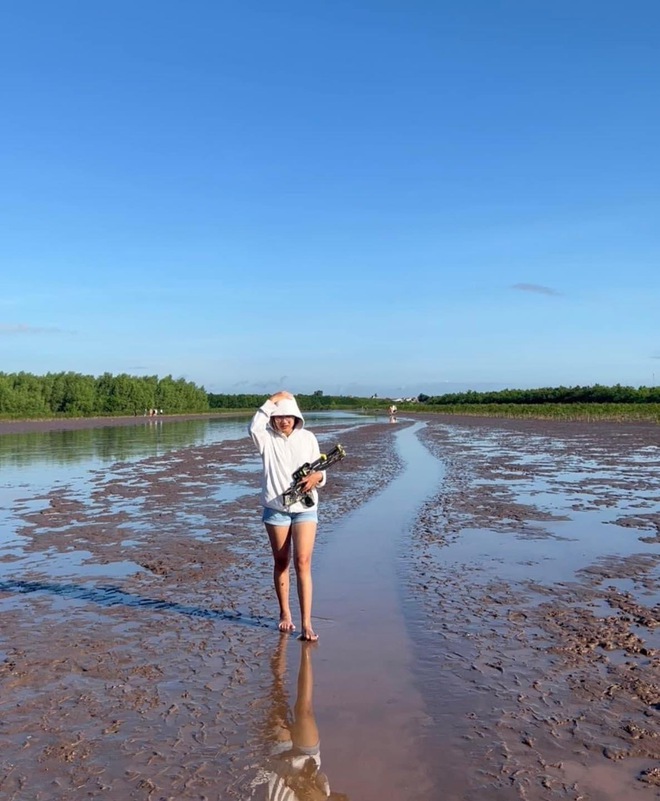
xmin=407 ymin=414 xmax=660 ymax=800
xmin=1 ymin=413 xmax=659 ymax=800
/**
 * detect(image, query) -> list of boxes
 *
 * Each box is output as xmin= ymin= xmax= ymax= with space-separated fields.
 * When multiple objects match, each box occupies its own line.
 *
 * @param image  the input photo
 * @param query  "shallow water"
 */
xmin=0 ymin=411 xmax=361 ymax=471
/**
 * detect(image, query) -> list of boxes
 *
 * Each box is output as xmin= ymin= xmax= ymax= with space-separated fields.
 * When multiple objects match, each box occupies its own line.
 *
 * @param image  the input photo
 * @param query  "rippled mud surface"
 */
xmin=407 ymin=415 xmax=660 ymax=800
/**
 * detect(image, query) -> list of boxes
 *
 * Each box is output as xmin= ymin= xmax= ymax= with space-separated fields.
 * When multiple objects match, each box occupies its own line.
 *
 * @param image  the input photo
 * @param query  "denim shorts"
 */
xmin=262 ymin=506 xmax=318 ymax=526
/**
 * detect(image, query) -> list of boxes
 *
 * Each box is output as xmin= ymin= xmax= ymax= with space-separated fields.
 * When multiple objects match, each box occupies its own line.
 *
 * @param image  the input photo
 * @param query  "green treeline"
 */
xmin=0 ymin=375 xmax=369 ymax=420
xmin=0 ymin=372 xmax=210 ymax=418
xmin=207 ymin=393 xmax=367 ymax=411
xmin=421 ymin=384 xmax=660 ymax=406
xmin=3 ymin=374 xmax=660 ymax=422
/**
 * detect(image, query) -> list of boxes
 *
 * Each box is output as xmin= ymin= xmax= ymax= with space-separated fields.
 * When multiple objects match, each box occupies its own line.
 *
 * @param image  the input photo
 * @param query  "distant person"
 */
xmin=249 ymin=636 xmax=348 ymax=800
xmin=249 ymin=391 xmax=326 ymax=641
xmin=388 ymin=404 xmax=397 ymax=422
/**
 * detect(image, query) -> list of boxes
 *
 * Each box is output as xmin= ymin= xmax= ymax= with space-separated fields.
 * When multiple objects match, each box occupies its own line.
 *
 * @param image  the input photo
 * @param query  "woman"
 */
xmin=249 ymin=391 xmax=325 ymax=641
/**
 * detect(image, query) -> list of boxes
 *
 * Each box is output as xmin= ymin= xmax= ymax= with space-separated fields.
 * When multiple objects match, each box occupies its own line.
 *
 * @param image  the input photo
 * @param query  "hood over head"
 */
xmin=269 ymin=396 xmax=305 ymax=430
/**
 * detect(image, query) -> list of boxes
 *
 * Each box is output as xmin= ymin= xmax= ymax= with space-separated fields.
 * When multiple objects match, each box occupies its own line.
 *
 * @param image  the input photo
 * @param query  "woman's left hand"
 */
xmin=300 ymin=472 xmax=323 ymax=493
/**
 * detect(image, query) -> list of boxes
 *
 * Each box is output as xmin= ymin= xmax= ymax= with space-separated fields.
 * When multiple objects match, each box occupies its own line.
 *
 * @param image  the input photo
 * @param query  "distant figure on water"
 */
xmin=388 ymin=404 xmax=398 ymax=423
xmin=249 ymin=391 xmax=326 ymax=641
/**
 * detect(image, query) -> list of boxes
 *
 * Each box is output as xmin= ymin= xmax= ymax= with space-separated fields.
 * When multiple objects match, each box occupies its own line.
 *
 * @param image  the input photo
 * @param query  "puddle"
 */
xmin=438 ymin=509 xmax=660 ymax=586
xmin=0 ymin=547 xmax=146 ymax=580
xmin=212 ymin=483 xmax=254 ymax=502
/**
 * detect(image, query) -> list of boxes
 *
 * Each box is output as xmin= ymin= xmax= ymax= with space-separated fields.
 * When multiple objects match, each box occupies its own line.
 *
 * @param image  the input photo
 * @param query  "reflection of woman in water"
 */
xmin=250 ymin=637 xmax=348 ymax=801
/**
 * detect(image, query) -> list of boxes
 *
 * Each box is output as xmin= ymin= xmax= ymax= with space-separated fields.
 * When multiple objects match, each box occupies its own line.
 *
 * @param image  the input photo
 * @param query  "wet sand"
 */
xmin=1 ymin=414 xmax=659 ymax=800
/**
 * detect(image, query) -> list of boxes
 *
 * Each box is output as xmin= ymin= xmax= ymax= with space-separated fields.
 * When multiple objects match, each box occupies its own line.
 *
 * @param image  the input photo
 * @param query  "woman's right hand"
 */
xmin=269 ymin=391 xmax=294 ymax=403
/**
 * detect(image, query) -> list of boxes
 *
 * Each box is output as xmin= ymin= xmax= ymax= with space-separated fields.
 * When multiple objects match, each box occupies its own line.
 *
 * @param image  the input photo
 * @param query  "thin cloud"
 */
xmin=0 ymin=323 xmax=70 ymax=335
xmin=511 ymin=283 xmax=563 ymax=297
xmin=651 ymin=352 xmax=660 ymax=360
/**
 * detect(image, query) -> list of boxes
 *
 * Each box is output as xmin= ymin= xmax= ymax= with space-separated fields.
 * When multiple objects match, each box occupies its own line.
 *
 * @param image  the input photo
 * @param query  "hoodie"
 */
xmin=249 ymin=398 xmax=327 ymax=513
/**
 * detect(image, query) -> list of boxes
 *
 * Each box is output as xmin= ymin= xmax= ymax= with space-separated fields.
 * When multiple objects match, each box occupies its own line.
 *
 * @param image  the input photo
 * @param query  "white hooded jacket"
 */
xmin=249 ymin=398 xmax=326 ymax=513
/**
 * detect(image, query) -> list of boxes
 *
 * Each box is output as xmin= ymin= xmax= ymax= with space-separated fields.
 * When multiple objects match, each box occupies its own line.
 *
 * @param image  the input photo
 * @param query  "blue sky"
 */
xmin=2 ymin=1 xmax=659 ymax=398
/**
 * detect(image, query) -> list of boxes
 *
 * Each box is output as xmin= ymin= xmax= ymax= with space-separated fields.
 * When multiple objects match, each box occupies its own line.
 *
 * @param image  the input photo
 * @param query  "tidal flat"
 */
xmin=1 ymin=413 xmax=659 ymax=800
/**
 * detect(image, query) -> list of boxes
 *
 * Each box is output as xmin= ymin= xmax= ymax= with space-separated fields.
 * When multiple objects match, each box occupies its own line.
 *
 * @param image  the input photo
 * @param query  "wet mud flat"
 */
xmin=0 ymin=420 xmax=402 ymax=801
xmin=1 ymin=414 xmax=660 ymax=800
xmin=407 ymin=414 xmax=660 ymax=800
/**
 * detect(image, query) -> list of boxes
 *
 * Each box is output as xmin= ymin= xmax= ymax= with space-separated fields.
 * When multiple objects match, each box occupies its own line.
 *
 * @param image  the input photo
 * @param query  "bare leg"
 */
xmin=265 ymin=523 xmax=295 ymax=632
xmin=292 ymin=520 xmax=318 ymax=641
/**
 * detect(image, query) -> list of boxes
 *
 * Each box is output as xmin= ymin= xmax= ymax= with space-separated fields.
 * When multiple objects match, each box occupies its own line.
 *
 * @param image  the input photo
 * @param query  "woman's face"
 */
xmin=272 ymin=415 xmax=296 ymax=437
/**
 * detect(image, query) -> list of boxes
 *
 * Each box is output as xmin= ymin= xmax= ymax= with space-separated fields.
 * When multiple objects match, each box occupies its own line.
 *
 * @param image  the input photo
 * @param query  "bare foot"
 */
xmin=299 ymin=628 xmax=319 ymax=642
xmin=278 ymin=616 xmax=296 ymax=633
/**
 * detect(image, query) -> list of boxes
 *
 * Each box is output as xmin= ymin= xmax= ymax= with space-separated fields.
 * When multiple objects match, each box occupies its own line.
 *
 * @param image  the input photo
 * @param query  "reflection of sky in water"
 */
xmin=231 ymin=460 xmax=261 ymax=472
xmin=1 ymin=473 xmax=95 ymax=548
xmin=0 ymin=545 xmax=146 ymax=581
xmin=441 ymin=509 xmax=652 ymax=585
xmin=175 ymin=511 xmax=213 ymax=540
xmin=213 ymin=483 xmax=255 ymax=503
